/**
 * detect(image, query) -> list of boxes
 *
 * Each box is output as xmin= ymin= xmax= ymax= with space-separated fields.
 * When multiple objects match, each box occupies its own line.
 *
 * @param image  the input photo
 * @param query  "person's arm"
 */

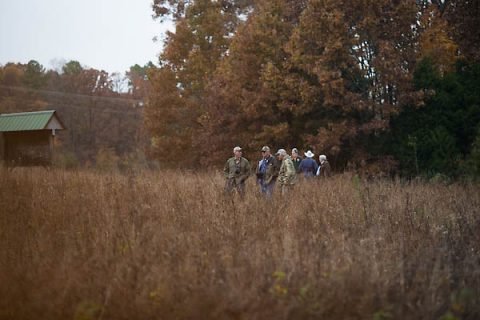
xmin=277 ymin=161 xmax=284 ymax=185
xmin=298 ymin=160 xmax=304 ymax=172
xmin=273 ymin=157 xmax=281 ymax=177
xmin=313 ymin=160 xmax=319 ymax=174
xmin=241 ymin=159 xmax=251 ymax=182
xmin=256 ymin=159 xmax=263 ymax=178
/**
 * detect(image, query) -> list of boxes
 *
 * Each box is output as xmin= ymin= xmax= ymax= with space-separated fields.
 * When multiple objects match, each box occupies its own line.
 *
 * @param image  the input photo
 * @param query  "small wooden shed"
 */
xmin=0 ymin=110 xmax=65 ymax=166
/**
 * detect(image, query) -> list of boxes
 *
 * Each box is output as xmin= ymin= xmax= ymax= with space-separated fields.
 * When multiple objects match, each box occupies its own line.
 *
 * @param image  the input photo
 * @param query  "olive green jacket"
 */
xmin=224 ymin=157 xmax=251 ymax=184
xmin=278 ymin=156 xmax=296 ymax=186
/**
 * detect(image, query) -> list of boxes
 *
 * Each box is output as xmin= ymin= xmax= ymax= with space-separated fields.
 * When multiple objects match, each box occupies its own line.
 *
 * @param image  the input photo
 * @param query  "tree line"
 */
xmin=0 ymin=60 xmax=152 ymax=99
xmin=145 ymin=0 xmax=480 ymax=179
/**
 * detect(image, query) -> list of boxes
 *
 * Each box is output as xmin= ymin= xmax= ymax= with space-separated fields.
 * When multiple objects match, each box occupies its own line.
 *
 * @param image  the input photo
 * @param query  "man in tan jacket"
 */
xmin=276 ymin=149 xmax=296 ymax=196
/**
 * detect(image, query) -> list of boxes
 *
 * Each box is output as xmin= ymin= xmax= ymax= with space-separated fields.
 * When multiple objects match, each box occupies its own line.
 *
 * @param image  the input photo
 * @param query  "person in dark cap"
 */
xmin=224 ymin=146 xmax=251 ymax=197
xmin=255 ymin=146 xmax=280 ymax=197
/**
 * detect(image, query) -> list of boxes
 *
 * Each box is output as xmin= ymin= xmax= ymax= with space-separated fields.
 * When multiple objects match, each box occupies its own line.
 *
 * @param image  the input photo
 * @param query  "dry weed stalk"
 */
xmin=0 ymin=167 xmax=479 ymax=319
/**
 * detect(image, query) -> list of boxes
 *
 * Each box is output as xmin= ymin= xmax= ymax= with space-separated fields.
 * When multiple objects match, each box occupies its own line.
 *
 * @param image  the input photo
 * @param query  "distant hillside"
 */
xmin=0 ymin=85 xmax=145 ymax=165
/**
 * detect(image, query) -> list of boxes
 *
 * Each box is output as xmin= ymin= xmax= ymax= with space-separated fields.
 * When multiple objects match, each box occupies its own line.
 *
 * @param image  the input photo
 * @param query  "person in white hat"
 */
xmin=298 ymin=150 xmax=319 ymax=178
xmin=275 ymin=148 xmax=296 ymax=196
xmin=224 ymin=146 xmax=251 ymax=197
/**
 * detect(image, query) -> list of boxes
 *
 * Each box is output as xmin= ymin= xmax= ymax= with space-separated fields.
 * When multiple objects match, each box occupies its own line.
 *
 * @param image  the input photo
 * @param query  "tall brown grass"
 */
xmin=1 ymin=167 xmax=479 ymax=320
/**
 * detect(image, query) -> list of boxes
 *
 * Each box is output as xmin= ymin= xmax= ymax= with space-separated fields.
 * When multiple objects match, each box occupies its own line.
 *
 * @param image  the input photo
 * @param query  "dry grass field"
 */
xmin=0 ymin=167 xmax=479 ymax=320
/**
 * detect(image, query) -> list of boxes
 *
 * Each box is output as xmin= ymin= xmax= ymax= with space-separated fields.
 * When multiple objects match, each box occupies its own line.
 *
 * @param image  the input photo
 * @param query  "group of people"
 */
xmin=224 ymin=145 xmax=331 ymax=197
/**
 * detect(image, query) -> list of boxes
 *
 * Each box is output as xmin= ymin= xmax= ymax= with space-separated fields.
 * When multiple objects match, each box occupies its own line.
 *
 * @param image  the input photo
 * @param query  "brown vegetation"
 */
xmin=1 ymin=168 xmax=479 ymax=319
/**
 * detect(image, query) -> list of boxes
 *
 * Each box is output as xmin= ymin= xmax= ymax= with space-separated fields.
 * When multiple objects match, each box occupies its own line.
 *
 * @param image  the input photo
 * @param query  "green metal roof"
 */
xmin=0 ymin=110 xmax=59 ymax=132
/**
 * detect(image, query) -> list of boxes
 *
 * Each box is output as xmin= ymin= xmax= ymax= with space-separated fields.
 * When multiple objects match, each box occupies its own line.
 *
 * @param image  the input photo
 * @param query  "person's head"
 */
xmin=304 ymin=150 xmax=315 ymax=158
xmin=276 ymin=148 xmax=287 ymax=160
xmin=319 ymin=154 xmax=327 ymax=164
xmin=261 ymin=146 xmax=271 ymax=158
xmin=291 ymin=148 xmax=299 ymax=158
xmin=233 ymin=146 xmax=242 ymax=159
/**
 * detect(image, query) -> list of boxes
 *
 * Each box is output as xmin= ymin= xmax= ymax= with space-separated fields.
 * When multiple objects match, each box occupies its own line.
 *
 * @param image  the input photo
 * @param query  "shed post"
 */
xmin=50 ymin=129 xmax=56 ymax=164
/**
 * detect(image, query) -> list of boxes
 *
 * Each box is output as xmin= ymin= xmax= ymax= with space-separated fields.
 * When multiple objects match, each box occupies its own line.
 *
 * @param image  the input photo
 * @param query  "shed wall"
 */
xmin=4 ymin=131 xmax=53 ymax=166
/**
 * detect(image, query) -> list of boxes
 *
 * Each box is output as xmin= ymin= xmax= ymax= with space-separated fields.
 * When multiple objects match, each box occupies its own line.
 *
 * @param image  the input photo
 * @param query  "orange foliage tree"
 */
xmin=146 ymin=0 xmax=470 ymax=170
xmin=146 ymin=0 xmax=254 ymax=167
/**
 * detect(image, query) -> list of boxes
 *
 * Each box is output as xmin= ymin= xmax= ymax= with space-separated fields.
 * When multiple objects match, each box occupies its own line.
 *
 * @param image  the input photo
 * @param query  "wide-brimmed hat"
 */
xmin=304 ymin=150 xmax=315 ymax=158
xmin=233 ymin=146 xmax=242 ymax=152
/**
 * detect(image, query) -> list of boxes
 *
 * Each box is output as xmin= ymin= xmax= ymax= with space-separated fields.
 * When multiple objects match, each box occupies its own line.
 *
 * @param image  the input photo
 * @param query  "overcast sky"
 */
xmin=0 ymin=0 xmax=171 ymax=73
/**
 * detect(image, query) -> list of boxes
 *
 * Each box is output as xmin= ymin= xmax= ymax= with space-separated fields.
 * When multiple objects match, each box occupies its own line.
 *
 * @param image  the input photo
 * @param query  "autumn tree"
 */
xmin=153 ymin=0 xmax=253 ymax=21
xmin=44 ymin=69 xmax=62 ymax=91
xmin=442 ymin=0 xmax=480 ymax=63
xmin=146 ymin=0 xmax=253 ymax=167
xmin=416 ymin=1 xmax=479 ymax=62
xmin=126 ymin=62 xmax=154 ymax=99
xmin=271 ymin=0 xmax=420 ymax=168
xmin=0 ymin=63 xmax=48 ymax=115
xmin=197 ymin=0 xmax=305 ymax=165
xmin=59 ymin=60 xmax=114 ymax=95
xmin=417 ymin=6 xmax=459 ymax=75
xmin=146 ymin=0 xmax=477 ymax=173
xmin=145 ymin=66 xmax=194 ymax=165
xmin=1 ymin=63 xmax=24 ymax=87
xmin=201 ymin=0 xmax=420 ymax=167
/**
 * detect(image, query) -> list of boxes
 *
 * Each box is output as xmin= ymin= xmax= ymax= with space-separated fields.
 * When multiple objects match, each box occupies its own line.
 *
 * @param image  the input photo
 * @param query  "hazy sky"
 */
xmin=0 ymin=0 xmax=171 ymax=73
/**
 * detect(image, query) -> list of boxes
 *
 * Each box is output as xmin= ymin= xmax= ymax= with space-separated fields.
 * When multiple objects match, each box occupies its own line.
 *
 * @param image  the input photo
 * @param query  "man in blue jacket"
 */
xmin=298 ymin=150 xmax=319 ymax=179
xmin=256 ymin=146 xmax=280 ymax=197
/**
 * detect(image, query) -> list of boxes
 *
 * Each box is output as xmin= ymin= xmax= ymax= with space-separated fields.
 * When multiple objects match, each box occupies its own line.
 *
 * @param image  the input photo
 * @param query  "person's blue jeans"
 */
xmin=260 ymin=180 xmax=275 ymax=197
